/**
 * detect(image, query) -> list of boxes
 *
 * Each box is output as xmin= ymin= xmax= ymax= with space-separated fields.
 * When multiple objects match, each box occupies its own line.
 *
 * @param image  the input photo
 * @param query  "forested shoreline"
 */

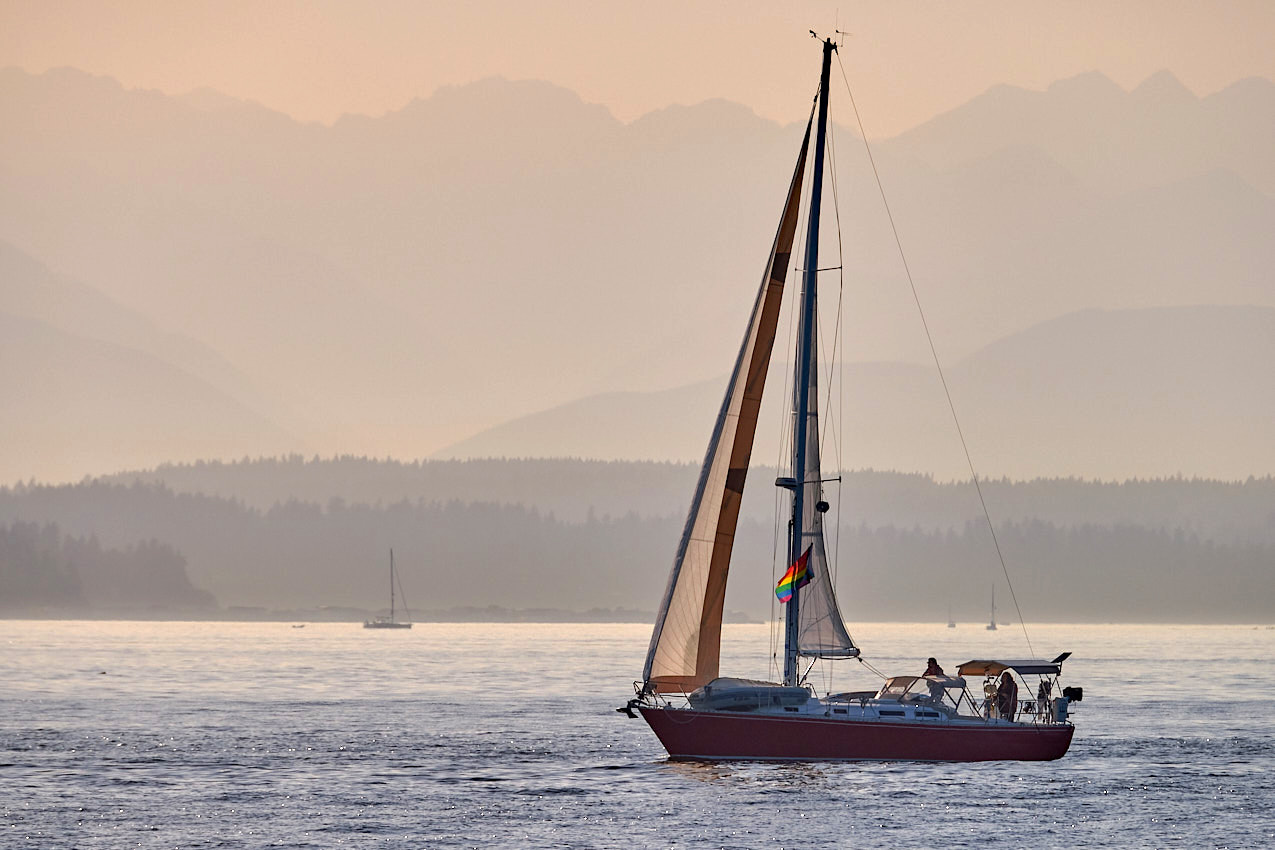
xmin=2 ymin=458 xmax=1271 ymax=622
xmin=0 ymin=521 xmax=213 ymax=614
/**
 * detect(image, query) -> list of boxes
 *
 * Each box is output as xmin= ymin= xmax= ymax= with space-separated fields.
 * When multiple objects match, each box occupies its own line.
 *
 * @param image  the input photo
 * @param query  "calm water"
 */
xmin=2 ymin=620 xmax=1273 ymax=848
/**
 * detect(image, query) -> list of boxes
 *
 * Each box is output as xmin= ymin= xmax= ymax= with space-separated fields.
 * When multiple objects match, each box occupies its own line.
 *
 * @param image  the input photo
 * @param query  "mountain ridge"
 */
xmin=1 ymin=65 xmax=1270 ymax=481
xmin=435 ymin=305 xmax=1275 ymax=481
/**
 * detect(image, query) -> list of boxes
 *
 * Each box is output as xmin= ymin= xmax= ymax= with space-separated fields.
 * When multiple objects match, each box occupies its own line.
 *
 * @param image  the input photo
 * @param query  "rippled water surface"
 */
xmin=3 ymin=621 xmax=1273 ymax=848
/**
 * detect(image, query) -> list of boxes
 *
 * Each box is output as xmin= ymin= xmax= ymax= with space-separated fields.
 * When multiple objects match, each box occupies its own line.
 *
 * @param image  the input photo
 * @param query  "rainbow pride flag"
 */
xmin=775 ymin=546 xmax=813 ymax=603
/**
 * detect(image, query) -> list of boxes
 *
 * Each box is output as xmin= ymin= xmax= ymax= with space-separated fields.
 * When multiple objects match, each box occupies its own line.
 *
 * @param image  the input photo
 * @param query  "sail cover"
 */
xmin=791 ymin=303 xmax=857 ymax=657
xmin=642 ymin=119 xmax=813 ymax=693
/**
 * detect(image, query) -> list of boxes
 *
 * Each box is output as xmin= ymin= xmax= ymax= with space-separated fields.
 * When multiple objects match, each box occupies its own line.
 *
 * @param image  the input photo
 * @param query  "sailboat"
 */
xmin=363 ymin=549 xmax=413 ymax=629
xmin=947 ymin=605 xmax=956 ymax=629
xmin=987 ymin=585 xmax=998 ymax=630
xmin=618 ymin=36 xmax=1079 ymax=762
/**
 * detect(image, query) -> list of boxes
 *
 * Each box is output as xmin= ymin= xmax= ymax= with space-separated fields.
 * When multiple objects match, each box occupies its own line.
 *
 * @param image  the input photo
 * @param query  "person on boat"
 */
xmin=1036 ymin=678 xmax=1053 ymax=716
xmin=997 ymin=671 xmax=1019 ymax=721
xmin=922 ymin=657 xmax=947 ymax=702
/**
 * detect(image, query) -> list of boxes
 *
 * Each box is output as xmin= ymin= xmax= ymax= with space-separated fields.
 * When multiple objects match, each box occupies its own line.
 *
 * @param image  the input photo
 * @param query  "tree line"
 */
xmin=0 ymin=465 xmax=1271 ymax=622
xmin=0 ymin=520 xmax=214 ymax=614
xmin=91 ymin=456 xmax=1275 ymax=545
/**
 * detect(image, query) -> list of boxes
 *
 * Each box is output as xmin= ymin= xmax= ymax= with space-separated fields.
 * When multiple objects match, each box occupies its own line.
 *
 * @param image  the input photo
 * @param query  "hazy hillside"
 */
xmin=1 ymin=472 xmax=1271 ymax=622
xmin=0 ymin=241 xmax=301 ymax=480
xmin=0 ymin=311 xmax=297 ymax=480
xmin=0 ymin=239 xmax=270 ymax=410
xmin=1 ymin=67 xmax=1271 ymax=481
xmin=436 ymin=306 xmax=1275 ymax=481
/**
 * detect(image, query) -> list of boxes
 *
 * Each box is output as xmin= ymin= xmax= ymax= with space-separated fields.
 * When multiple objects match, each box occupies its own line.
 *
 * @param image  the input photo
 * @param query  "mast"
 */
xmin=785 ymin=37 xmax=835 ymax=687
xmin=390 ymin=548 xmax=395 ymax=621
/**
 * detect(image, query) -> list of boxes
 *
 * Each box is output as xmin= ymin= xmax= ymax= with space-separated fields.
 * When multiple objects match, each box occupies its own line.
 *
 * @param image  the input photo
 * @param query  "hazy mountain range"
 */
xmin=435 ymin=305 xmax=1275 ymax=480
xmin=1 ymin=66 xmax=1272 ymax=482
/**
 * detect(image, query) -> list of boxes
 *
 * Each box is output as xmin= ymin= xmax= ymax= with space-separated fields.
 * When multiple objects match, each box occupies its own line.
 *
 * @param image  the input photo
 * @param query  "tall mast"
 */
xmin=784 ymin=37 xmax=834 ymax=686
xmin=390 ymin=548 xmax=395 ymax=621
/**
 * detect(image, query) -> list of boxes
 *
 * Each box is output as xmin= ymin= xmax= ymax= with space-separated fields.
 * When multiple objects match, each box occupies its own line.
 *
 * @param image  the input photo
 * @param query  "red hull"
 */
xmin=640 ymin=707 xmax=1074 ymax=762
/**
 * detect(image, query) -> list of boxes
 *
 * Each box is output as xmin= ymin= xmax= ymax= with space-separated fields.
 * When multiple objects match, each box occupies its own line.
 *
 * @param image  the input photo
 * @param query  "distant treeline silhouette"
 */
xmin=0 ymin=521 xmax=214 ymax=613
xmin=100 ymin=456 xmax=1275 ymax=544
xmin=1 ymin=458 xmax=1272 ymax=622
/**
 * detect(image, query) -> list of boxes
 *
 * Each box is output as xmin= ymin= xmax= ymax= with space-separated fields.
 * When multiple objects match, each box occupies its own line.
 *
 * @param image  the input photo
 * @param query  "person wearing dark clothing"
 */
xmin=923 ymin=657 xmax=945 ymax=677
xmin=997 ymin=671 xmax=1019 ymax=721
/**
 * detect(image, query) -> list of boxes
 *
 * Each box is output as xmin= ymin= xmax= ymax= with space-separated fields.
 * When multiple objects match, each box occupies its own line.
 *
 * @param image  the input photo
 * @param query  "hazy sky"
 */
xmin=4 ymin=0 xmax=1274 ymax=136
xmin=3 ymin=0 xmax=1274 ymax=483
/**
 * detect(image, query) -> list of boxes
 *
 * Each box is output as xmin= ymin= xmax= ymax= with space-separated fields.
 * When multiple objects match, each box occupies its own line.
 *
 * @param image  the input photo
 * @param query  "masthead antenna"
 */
xmin=810 ymin=30 xmax=840 ymax=50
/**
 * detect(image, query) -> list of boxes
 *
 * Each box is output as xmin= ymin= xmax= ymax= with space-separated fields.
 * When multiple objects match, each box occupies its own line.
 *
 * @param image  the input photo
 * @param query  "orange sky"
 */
xmin=3 ymin=1 xmax=1274 ymax=136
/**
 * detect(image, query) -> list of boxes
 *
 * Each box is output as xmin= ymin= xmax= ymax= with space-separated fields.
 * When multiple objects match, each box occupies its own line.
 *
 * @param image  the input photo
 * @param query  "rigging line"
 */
xmin=772 ymin=166 xmax=810 ymax=680
xmin=824 ymin=101 xmax=847 ymax=477
xmin=835 ymin=53 xmax=1035 ymax=657
xmin=820 ymin=114 xmax=842 ymax=459
xmin=770 ymin=184 xmax=810 ymax=677
xmin=771 ymin=116 xmax=813 ymax=678
xmin=799 ymin=657 xmax=819 ymax=687
xmin=825 ymin=88 xmax=859 ymax=654
xmin=856 ymin=655 xmax=888 ymax=681
xmin=775 ymin=94 xmax=819 ymax=492
xmin=824 ymin=107 xmax=853 ymax=650
xmin=396 ymin=570 xmax=412 ymax=620
xmin=829 ymin=129 xmax=852 ymax=651
xmin=770 ymin=473 xmax=781 ymax=677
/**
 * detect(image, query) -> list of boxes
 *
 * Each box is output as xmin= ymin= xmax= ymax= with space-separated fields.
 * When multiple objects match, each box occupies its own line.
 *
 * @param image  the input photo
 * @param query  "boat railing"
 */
xmin=977 ymin=696 xmax=1073 ymax=725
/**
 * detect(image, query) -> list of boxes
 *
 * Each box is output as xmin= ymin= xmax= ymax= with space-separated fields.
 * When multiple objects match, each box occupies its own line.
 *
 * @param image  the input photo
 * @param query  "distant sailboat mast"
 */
xmin=364 ymin=548 xmax=412 ymax=628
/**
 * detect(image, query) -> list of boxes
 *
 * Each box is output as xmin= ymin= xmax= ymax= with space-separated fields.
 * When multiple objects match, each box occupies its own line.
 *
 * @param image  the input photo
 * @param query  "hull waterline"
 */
xmin=640 ymin=707 xmax=1074 ymax=762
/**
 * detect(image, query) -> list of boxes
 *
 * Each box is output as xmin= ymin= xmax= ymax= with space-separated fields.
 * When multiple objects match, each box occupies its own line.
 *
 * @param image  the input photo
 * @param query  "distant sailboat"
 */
xmin=363 ymin=549 xmax=413 ymax=629
xmin=947 ymin=605 xmax=956 ymax=629
xmin=986 ymin=586 xmax=998 ymax=631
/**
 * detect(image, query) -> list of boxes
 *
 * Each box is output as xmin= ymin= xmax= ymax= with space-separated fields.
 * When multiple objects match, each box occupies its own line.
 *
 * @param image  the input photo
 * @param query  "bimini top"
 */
xmin=958 ymin=656 xmax=1069 ymax=677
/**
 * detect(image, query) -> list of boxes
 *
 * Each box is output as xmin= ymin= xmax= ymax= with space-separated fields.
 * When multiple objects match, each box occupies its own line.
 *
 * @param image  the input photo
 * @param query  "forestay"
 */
xmin=642 ymin=118 xmax=814 ymax=694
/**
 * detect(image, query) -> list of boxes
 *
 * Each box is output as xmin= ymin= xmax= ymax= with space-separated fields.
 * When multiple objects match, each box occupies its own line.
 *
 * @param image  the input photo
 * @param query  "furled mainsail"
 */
xmin=642 ymin=118 xmax=813 ymax=694
xmin=791 ymin=302 xmax=857 ymax=658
